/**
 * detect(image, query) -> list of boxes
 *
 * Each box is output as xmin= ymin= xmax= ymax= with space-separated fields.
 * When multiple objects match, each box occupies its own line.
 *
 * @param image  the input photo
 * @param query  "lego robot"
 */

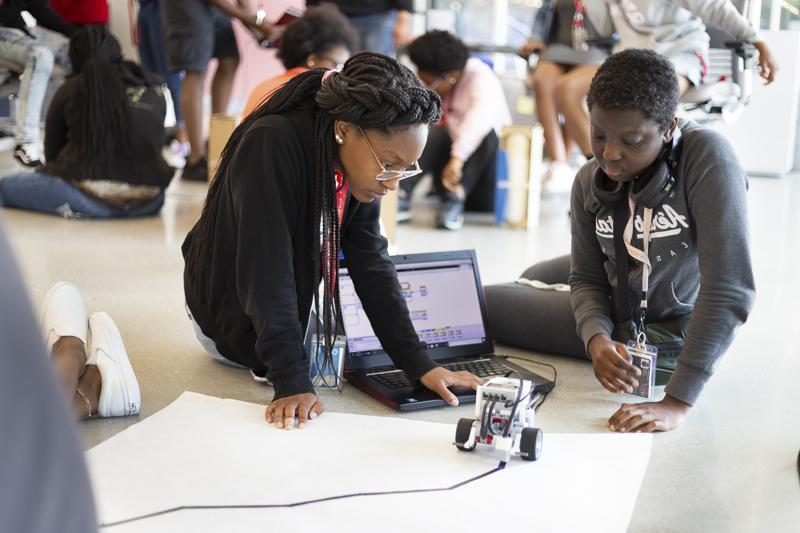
xmin=453 ymin=376 xmax=543 ymax=462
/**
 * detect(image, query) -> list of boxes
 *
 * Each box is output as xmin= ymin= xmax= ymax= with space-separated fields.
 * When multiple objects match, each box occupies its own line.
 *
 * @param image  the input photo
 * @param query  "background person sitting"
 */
xmin=583 ymin=0 xmax=778 ymax=93
xmin=404 ymin=30 xmax=511 ymax=231
xmin=243 ymin=3 xmax=358 ymax=117
xmin=0 ymin=26 xmax=173 ymax=218
xmin=0 ymin=0 xmax=75 ymax=167
xmin=519 ymin=0 xmax=608 ymax=193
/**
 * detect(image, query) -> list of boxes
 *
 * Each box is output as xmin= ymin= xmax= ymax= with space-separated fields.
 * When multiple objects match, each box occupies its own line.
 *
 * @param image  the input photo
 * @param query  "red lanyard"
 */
xmin=335 ymin=171 xmax=347 ymax=226
xmin=572 ymin=0 xmax=589 ymax=51
xmin=323 ymin=171 xmax=348 ymax=290
xmin=572 ymin=0 xmax=585 ymax=31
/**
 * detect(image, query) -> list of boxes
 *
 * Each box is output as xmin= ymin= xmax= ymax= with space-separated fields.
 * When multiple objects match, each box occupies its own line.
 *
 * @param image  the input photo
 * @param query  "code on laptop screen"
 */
xmin=339 ymin=259 xmax=487 ymax=357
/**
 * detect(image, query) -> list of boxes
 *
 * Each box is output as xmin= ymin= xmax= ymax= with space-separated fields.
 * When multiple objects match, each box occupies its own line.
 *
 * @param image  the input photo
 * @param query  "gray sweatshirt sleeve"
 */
xmin=569 ymin=166 xmax=615 ymax=352
xmin=0 ymin=218 xmax=98 ymax=533
xmin=676 ymin=0 xmax=761 ymax=43
xmin=666 ymin=128 xmax=755 ymax=405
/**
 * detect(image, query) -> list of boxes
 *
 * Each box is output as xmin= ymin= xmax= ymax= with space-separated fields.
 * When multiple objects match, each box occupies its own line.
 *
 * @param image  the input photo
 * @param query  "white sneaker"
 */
xmin=40 ymin=282 xmax=88 ymax=357
xmin=13 ymin=142 xmax=43 ymax=168
xmin=543 ymin=161 xmax=577 ymax=194
xmin=88 ymin=312 xmax=141 ymax=417
xmin=162 ymin=140 xmax=189 ymax=169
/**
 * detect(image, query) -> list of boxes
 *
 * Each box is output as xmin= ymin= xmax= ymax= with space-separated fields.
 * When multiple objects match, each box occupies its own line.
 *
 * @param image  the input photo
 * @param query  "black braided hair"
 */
xmin=68 ymin=26 xmax=144 ymax=181
xmin=186 ymin=52 xmax=440 ymax=375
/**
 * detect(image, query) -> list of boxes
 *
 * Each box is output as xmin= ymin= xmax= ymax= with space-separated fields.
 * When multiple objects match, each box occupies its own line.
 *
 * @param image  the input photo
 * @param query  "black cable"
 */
xmin=486 ymin=399 xmax=499 ymax=435
xmin=479 ymin=396 xmax=491 ymax=440
xmin=99 ymin=464 xmax=506 ymax=529
xmin=503 ymin=371 xmax=525 ymax=437
xmin=534 ymin=391 xmax=551 ymax=411
xmin=499 ymin=355 xmax=558 ymax=387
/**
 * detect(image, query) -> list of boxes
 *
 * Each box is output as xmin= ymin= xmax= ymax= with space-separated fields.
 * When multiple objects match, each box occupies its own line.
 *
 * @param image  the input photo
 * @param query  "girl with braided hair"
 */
xmin=182 ymin=52 xmax=484 ymax=430
xmin=0 ymin=26 xmax=173 ymax=217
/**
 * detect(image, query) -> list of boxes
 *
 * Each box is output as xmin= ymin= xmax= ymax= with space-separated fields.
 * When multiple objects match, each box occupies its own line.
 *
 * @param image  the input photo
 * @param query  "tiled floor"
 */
xmin=2 ymin=150 xmax=799 ymax=532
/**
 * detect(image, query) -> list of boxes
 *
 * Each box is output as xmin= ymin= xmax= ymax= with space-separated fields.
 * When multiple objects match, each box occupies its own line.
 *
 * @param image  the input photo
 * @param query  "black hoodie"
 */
xmin=182 ymin=108 xmax=437 ymax=400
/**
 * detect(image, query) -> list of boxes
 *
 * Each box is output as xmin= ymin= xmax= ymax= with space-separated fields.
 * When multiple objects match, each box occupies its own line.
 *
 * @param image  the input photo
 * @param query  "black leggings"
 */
xmin=483 ymin=254 xmax=588 ymax=359
xmin=400 ymin=125 xmax=498 ymax=200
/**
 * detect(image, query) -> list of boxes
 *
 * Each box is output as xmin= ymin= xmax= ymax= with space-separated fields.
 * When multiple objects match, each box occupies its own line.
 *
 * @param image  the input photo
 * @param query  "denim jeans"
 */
xmin=347 ymin=11 xmax=397 ymax=56
xmin=0 ymin=171 xmax=164 ymax=218
xmin=185 ymin=304 xmax=248 ymax=369
xmin=0 ymin=27 xmax=69 ymax=144
xmin=137 ymin=1 xmax=183 ymax=125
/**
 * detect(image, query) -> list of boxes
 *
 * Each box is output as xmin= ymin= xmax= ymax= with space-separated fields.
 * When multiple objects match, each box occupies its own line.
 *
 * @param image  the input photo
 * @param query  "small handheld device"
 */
xmin=453 ymin=376 xmax=544 ymax=463
xmin=253 ymin=7 xmax=303 ymax=48
xmin=274 ymin=7 xmax=303 ymax=26
xmin=626 ymin=340 xmax=657 ymax=399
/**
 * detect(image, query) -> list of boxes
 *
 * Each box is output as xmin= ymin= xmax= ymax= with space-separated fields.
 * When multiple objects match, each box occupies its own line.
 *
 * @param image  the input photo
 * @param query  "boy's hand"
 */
xmin=441 ymin=157 xmax=464 ymax=192
xmin=588 ymin=334 xmax=640 ymax=394
xmin=754 ymin=41 xmax=778 ymax=84
xmin=608 ymin=395 xmax=691 ymax=433
xmin=420 ymin=367 xmax=484 ymax=406
xmin=265 ymin=393 xmax=323 ymax=429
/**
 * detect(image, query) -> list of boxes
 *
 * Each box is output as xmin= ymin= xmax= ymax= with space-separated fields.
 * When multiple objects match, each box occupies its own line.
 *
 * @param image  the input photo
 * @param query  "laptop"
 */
xmin=339 ymin=250 xmax=555 ymax=411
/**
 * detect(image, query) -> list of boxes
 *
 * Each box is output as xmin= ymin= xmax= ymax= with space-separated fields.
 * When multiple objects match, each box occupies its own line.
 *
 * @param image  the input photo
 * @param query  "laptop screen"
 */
xmin=339 ymin=255 xmax=488 ymax=358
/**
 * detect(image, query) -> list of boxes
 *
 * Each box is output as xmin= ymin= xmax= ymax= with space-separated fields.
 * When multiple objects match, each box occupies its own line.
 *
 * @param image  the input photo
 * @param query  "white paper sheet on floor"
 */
xmin=86 ymin=392 xmax=652 ymax=533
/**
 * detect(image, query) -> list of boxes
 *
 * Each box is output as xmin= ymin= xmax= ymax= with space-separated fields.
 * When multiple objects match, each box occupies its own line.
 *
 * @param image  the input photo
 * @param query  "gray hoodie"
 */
xmin=0 ymin=218 xmax=97 ymax=533
xmin=582 ymin=0 xmax=761 ymax=58
xmin=569 ymin=119 xmax=755 ymax=405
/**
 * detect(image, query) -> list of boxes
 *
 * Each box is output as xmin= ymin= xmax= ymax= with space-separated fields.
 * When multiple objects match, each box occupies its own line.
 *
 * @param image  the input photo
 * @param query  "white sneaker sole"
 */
xmin=40 ymin=281 xmax=88 ymax=356
xmin=439 ymin=215 xmax=464 ymax=231
xmin=90 ymin=312 xmax=141 ymax=417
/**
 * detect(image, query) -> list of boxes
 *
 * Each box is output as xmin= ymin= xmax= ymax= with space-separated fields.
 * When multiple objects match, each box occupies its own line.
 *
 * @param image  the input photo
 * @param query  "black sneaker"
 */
xmin=397 ymin=195 xmax=411 ymax=223
xmin=182 ymin=156 xmax=208 ymax=182
xmin=13 ymin=143 xmax=42 ymax=168
xmin=438 ymin=194 xmax=464 ymax=231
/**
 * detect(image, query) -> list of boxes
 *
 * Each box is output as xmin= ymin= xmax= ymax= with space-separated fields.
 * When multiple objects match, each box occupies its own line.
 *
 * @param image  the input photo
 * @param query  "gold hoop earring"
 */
xmin=307 ymin=60 xmax=316 ymax=67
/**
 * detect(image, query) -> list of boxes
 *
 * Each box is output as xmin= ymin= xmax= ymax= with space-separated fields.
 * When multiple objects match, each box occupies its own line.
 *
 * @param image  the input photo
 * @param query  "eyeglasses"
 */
xmin=318 ymin=56 xmax=345 ymax=71
xmin=359 ymin=127 xmax=422 ymax=182
xmin=425 ymin=74 xmax=456 ymax=91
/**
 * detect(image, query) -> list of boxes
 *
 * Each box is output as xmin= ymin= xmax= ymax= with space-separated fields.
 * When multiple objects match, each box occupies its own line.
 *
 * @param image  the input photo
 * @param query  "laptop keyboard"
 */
xmin=367 ymin=358 xmax=513 ymax=391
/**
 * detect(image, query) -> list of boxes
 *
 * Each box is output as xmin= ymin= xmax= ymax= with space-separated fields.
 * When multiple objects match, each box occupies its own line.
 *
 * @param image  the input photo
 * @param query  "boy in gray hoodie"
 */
xmin=485 ymin=49 xmax=755 ymax=432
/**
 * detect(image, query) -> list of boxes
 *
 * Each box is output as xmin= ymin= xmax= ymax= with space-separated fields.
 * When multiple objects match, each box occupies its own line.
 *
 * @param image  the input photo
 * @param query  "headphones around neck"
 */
xmin=591 ymin=125 xmax=682 ymax=208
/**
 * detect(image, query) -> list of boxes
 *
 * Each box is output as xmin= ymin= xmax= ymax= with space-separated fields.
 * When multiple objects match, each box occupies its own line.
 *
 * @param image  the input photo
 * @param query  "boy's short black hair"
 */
xmin=407 ymin=30 xmax=469 ymax=75
xmin=278 ymin=4 xmax=359 ymax=70
xmin=587 ymin=49 xmax=679 ymax=131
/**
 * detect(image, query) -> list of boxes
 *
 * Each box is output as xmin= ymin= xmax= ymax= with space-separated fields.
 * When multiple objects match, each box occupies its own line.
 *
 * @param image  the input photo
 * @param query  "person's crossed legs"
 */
xmin=42 ymin=282 xmax=141 ymax=420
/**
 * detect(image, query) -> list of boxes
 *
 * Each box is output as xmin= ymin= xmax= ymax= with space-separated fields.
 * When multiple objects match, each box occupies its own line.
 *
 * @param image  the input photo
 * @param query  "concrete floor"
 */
xmin=2 ymin=153 xmax=799 ymax=532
